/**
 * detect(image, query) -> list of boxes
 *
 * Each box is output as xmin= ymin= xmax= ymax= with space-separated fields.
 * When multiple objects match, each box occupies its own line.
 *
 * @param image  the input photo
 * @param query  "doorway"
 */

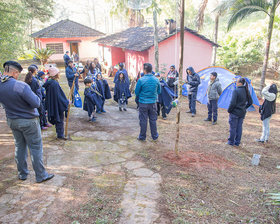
xmin=70 ymin=43 xmax=79 ymax=55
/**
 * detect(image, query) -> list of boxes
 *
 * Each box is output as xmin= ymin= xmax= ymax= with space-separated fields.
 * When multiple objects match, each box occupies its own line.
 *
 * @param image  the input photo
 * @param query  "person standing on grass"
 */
xmin=135 ymin=63 xmax=161 ymax=141
xmin=204 ymin=72 xmax=222 ymax=125
xmin=63 ymin=51 xmax=71 ymax=70
xmin=227 ymin=77 xmax=252 ymax=147
xmin=256 ymin=83 xmax=278 ymax=143
xmin=0 ymin=61 xmax=54 ymax=183
xmin=186 ymin=67 xmax=200 ymax=117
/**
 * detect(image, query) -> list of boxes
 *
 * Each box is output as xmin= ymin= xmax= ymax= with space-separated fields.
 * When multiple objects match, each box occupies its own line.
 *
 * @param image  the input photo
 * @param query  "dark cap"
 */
xmin=30 ymin=64 xmax=38 ymax=70
xmin=119 ymin=63 xmax=124 ymax=68
xmin=66 ymin=51 xmax=69 ymax=53
xmin=37 ymin=71 xmax=45 ymax=77
xmin=155 ymin=72 xmax=160 ymax=77
xmin=211 ymin=72 xmax=217 ymax=77
xmin=3 ymin=61 xmax=23 ymax=72
xmin=68 ymin=60 xmax=73 ymax=64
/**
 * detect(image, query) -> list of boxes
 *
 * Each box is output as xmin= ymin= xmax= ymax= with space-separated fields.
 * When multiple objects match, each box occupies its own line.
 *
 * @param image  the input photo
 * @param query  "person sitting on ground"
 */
xmin=114 ymin=63 xmax=129 ymax=83
xmin=256 ymin=83 xmax=278 ymax=143
xmin=114 ymin=72 xmax=131 ymax=112
xmin=135 ymin=63 xmax=161 ymax=141
xmin=204 ymin=72 xmax=222 ymax=125
xmin=0 ymin=61 xmax=54 ymax=183
xmin=63 ymin=51 xmax=71 ymax=70
xmin=83 ymin=78 xmax=103 ymax=122
xmin=43 ymin=67 xmax=69 ymax=140
xmin=186 ymin=67 xmax=200 ymax=117
xmin=227 ymin=77 xmax=252 ymax=147
xmin=66 ymin=60 xmax=79 ymax=91
xmin=96 ymin=73 xmax=111 ymax=113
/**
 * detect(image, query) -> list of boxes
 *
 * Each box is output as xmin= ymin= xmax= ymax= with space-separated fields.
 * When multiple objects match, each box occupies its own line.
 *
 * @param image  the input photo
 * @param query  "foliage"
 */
xmin=32 ymin=48 xmax=55 ymax=65
xmin=0 ymin=0 xmax=54 ymax=66
xmin=267 ymin=192 xmax=280 ymax=205
xmin=217 ymin=31 xmax=264 ymax=74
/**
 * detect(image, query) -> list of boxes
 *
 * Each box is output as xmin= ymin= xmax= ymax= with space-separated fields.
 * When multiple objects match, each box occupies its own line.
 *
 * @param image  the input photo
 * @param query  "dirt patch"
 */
xmin=164 ymin=151 xmax=234 ymax=170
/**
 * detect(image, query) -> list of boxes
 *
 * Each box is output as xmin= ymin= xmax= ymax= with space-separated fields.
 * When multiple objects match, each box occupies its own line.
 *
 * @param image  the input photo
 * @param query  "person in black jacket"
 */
xmin=257 ymin=84 xmax=278 ymax=143
xmin=186 ymin=67 xmax=200 ymax=117
xmin=227 ymin=78 xmax=253 ymax=146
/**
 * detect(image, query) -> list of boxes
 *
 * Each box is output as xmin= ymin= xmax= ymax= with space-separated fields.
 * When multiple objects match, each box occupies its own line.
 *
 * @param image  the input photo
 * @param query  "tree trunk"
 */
xmin=260 ymin=6 xmax=276 ymax=95
xmin=212 ymin=14 xmax=219 ymax=66
xmin=196 ymin=0 xmax=208 ymax=32
xmin=153 ymin=8 xmax=159 ymax=72
xmin=174 ymin=0 xmax=185 ymax=156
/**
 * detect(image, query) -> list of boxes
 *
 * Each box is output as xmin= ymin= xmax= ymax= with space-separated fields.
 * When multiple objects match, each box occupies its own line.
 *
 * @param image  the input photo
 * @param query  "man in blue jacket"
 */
xmin=63 ymin=51 xmax=71 ymax=70
xmin=0 ymin=61 xmax=54 ymax=183
xmin=135 ymin=63 xmax=161 ymax=141
xmin=186 ymin=67 xmax=200 ymax=117
xmin=66 ymin=60 xmax=79 ymax=90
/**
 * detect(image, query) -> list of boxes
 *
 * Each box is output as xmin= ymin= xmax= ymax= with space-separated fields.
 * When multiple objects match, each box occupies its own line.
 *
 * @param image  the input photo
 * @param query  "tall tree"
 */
xmin=196 ymin=0 xmax=208 ymax=32
xmin=218 ymin=0 xmax=280 ymax=94
xmin=175 ymin=0 xmax=185 ymax=155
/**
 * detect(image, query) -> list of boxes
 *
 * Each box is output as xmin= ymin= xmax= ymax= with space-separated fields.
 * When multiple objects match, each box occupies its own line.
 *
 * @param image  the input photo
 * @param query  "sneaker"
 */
xmin=57 ymin=137 xmax=68 ymax=141
xmin=255 ymin=139 xmax=264 ymax=143
xmin=137 ymin=138 xmax=146 ymax=141
xmin=226 ymin=142 xmax=234 ymax=146
xmin=204 ymin=118 xmax=211 ymax=122
xmin=123 ymin=108 xmax=127 ymax=111
xmin=90 ymin=117 xmax=97 ymax=122
xmin=96 ymin=111 xmax=102 ymax=114
xmin=119 ymin=107 xmax=122 ymax=111
xmin=163 ymin=117 xmax=167 ymax=120
xmin=41 ymin=126 xmax=48 ymax=130
xmin=186 ymin=110 xmax=192 ymax=113
xmin=101 ymin=110 xmax=106 ymax=113
xmin=191 ymin=113 xmax=195 ymax=117
xmin=212 ymin=121 xmax=217 ymax=125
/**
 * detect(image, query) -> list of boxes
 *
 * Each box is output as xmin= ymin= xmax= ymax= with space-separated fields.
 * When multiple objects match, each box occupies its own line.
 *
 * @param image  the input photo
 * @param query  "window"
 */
xmin=46 ymin=43 xmax=64 ymax=54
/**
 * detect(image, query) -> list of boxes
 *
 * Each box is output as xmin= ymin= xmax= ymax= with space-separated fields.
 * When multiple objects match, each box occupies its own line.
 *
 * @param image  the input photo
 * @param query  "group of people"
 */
xmin=0 ymin=58 xmax=277 ymax=184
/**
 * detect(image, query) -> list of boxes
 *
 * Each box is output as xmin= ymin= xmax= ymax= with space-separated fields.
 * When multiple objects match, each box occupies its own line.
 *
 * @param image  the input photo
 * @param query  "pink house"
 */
xmin=31 ymin=19 xmax=104 ymax=63
xmin=96 ymin=23 xmax=219 ymax=78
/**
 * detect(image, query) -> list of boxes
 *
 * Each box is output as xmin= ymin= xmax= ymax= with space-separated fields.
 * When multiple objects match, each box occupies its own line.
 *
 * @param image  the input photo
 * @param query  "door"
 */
xmin=70 ymin=43 xmax=79 ymax=55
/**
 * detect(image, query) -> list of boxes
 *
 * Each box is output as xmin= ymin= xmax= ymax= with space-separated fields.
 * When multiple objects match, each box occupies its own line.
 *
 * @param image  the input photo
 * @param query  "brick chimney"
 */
xmin=165 ymin=19 xmax=176 ymax=35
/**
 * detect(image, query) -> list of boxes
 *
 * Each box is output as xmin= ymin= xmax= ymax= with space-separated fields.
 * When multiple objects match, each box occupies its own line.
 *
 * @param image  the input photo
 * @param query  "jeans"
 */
xmin=260 ymin=116 xmax=271 ymax=141
xmin=207 ymin=99 xmax=218 ymax=121
xmin=38 ymin=101 xmax=48 ymax=127
xmin=7 ymin=118 xmax=49 ymax=182
xmin=138 ymin=103 xmax=158 ymax=140
xmin=228 ymin=113 xmax=244 ymax=146
xmin=188 ymin=92 xmax=197 ymax=114
xmin=157 ymin=102 xmax=166 ymax=118
xmin=56 ymin=113 xmax=65 ymax=138
xmin=118 ymin=99 xmax=127 ymax=109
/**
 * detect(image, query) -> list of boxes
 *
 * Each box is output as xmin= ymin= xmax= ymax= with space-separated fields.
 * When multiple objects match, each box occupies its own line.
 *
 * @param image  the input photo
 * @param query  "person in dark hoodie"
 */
xmin=66 ymin=60 xmax=79 ymax=90
xmin=114 ymin=72 xmax=131 ymax=111
xmin=43 ymin=67 xmax=69 ymax=140
xmin=186 ymin=67 xmax=200 ymax=117
xmin=114 ymin=63 xmax=129 ymax=83
xmin=83 ymin=78 xmax=103 ymax=122
xmin=96 ymin=73 xmax=111 ymax=113
xmin=256 ymin=83 xmax=278 ymax=143
xmin=227 ymin=77 xmax=253 ymax=146
xmin=204 ymin=72 xmax=222 ymax=125
xmin=63 ymin=51 xmax=71 ymax=70
xmin=166 ymin=65 xmax=179 ymax=94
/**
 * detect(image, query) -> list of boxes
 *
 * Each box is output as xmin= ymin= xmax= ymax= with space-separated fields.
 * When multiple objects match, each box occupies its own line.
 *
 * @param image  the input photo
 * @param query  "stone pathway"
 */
xmin=0 ymin=105 xmax=163 ymax=224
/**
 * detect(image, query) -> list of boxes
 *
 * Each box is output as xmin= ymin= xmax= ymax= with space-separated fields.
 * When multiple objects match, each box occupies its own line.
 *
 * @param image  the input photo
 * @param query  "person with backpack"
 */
xmin=227 ymin=77 xmax=253 ymax=146
xmin=256 ymin=84 xmax=278 ymax=143
xmin=204 ymin=72 xmax=222 ymax=125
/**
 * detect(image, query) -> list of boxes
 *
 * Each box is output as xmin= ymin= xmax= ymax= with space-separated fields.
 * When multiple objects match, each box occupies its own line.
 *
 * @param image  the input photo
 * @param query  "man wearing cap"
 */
xmin=66 ymin=60 xmax=79 ymax=91
xmin=135 ymin=63 xmax=161 ymax=141
xmin=63 ymin=51 xmax=71 ymax=70
xmin=0 ymin=61 xmax=54 ymax=183
xmin=204 ymin=72 xmax=222 ymax=125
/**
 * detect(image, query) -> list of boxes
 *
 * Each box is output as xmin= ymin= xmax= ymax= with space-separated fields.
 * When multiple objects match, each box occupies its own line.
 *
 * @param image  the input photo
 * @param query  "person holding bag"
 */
xmin=257 ymin=83 xmax=278 ymax=143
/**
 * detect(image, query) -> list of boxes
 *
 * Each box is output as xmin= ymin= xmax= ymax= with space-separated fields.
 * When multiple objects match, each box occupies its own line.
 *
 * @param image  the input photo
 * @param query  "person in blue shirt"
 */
xmin=0 ymin=61 xmax=54 ymax=183
xmin=135 ymin=63 xmax=161 ymax=141
xmin=66 ymin=60 xmax=79 ymax=91
xmin=186 ymin=67 xmax=200 ymax=117
xmin=114 ymin=63 xmax=129 ymax=83
xmin=63 ymin=51 xmax=71 ymax=69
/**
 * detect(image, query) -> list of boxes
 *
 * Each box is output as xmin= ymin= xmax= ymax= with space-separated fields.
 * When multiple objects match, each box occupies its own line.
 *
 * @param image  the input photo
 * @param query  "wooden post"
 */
xmin=174 ymin=0 xmax=185 ymax=156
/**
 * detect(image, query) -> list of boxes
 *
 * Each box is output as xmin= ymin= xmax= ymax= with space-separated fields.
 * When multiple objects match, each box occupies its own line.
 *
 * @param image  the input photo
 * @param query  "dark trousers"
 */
xmin=56 ymin=113 xmax=65 ymax=138
xmin=157 ymin=102 xmax=166 ymax=118
xmin=207 ymin=100 xmax=218 ymax=122
xmin=139 ymin=103 xmax=158 ymax=140
xmin=228 ymin=113 xmax=244 ymax=146
xmin=188 ymin=92 xmax=197 ymax=114
xmin=38 ymin=101 xmax=48 ymax=127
